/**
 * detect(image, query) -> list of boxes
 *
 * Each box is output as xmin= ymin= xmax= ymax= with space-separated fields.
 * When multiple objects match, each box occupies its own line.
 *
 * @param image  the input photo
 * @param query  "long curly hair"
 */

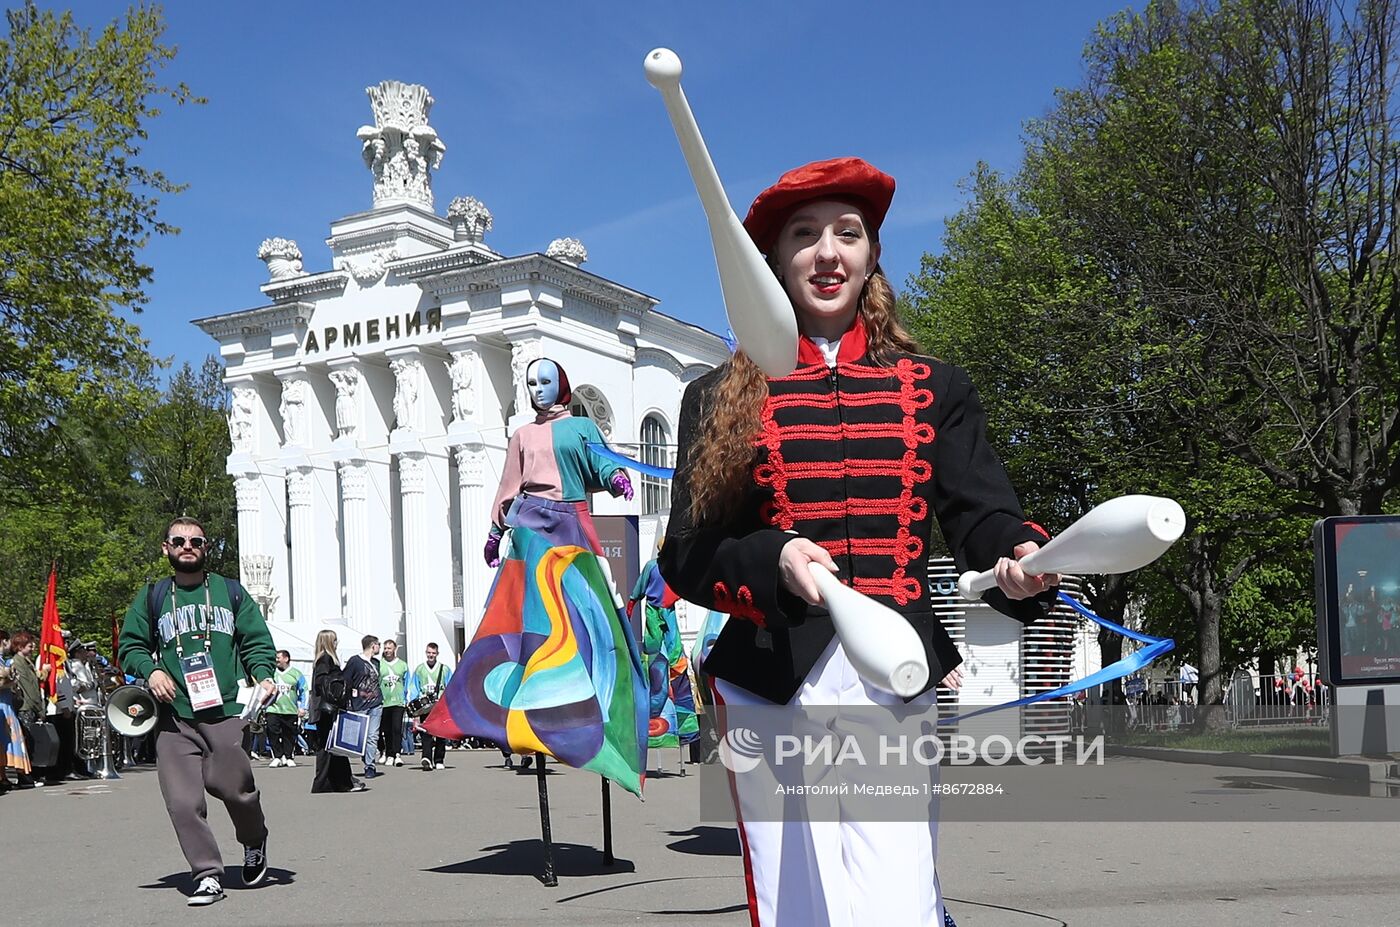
xmin=684 ymin=268 xmax=920 ymax=526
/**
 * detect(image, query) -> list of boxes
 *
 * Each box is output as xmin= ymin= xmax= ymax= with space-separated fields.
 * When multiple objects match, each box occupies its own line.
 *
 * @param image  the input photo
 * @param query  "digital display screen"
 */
xmin=1317 ymin=516 xmax=1400 ymax=685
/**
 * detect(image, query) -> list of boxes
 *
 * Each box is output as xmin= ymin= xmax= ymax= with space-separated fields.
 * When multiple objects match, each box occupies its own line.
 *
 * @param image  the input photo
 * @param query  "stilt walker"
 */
xmin=423 ymin=357 xmax=648 ymax=885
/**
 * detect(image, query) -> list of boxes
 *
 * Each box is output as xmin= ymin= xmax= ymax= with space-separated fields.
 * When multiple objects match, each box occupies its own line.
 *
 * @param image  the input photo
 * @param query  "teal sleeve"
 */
xmin=580 ymin=419 xmax=621 ymax=488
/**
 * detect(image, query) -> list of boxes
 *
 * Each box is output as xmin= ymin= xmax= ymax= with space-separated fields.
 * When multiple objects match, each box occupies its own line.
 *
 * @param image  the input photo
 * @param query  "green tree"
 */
xmin=0 ymin=2 xmax=197 ymax=503
xmin=132 ymin=357 xmax=238 ymax=578
xmin=0 ymin=357 xmax=234 ymax=651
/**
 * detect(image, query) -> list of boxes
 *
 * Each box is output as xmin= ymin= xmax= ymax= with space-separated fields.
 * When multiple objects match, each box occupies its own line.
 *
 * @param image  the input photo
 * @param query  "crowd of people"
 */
xmin=0 ymin=624 xmax=513 ymax=797
xmin=0 ymin=629 xmax=135 ymax=791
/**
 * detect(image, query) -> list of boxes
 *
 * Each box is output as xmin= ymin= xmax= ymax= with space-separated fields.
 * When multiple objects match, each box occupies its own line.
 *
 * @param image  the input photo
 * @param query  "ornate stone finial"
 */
xmin=447 ymin=196 xmax=493 ymax=244
xmin=257 ymin=238 xmax=304 ymax=281
xmin=357 ymin=81 xmax=446 ymax=209
xmin=546 ymin=237 xmax=588 ymax=266
xmin=240 ymin=554 xmax=279 ymax=619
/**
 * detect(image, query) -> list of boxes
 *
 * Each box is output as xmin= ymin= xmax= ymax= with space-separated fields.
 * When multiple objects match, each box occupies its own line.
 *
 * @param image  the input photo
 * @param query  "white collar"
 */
xmin=808 ymin=335 xmax=842 ymax=368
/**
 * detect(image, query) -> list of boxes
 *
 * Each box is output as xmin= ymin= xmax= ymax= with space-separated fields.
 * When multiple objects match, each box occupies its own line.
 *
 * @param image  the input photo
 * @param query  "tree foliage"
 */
xmin=0 ymin=1 xmax=198 ymax=502
xmin=0 ymin=359 xmax=233 ymax=649
xmin=904 ymin=0 xmax=1395 ymax=722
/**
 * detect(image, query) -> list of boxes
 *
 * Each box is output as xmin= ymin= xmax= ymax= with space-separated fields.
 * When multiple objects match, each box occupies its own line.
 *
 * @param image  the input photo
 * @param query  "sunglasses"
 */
xmin=167 ymin=535 xmax=208 ymax=549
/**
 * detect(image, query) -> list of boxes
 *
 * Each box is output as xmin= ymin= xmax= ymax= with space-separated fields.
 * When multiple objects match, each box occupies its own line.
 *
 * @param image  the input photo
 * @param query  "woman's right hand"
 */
xmin=778 ymin=537 xmax=838 ymax=605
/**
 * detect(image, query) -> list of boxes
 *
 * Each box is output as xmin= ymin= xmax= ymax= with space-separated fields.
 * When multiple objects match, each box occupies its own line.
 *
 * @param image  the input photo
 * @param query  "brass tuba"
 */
xmin=76 ymin=703 xmax=108 ymax=761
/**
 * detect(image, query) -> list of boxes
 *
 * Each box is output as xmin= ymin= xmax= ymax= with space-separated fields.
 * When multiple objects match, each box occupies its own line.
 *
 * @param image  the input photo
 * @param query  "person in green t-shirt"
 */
xmin=118 ymin=516 xmax=276 ymax=907
xmin=377 ymin=638 xmax=409 ymax=767
xmin=265 ymin=650 xmax=306 ymax=768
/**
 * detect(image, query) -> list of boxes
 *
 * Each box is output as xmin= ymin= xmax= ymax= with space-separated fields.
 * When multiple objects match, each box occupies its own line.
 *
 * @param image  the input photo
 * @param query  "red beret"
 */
xmin=743 ymin=157 xmax=896 ymax=255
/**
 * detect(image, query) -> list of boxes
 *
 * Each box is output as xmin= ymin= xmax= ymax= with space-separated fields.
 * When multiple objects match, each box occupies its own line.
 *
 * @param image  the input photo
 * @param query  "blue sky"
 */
xmin=62 ymin=1 xmax=1136 ymax=372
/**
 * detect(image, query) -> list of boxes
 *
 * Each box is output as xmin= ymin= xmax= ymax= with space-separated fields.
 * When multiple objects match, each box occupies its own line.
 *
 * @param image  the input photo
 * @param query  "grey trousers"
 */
xmin=155 ymin=713 xmax=268 ymax=882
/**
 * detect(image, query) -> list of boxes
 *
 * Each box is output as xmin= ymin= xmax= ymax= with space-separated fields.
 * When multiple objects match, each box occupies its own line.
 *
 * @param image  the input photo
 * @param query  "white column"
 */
xmin=455 ymin=440 xmax=492 ymax=643
xmin=234 ymin=474 xmax=261 ymax=560
xmin=338 ymin=458 xmax=372 ymax=627
xmin=287 ymin=466 xmax=316 ymax=623
xmin=399 ymin=451 xmax=433 ymax=656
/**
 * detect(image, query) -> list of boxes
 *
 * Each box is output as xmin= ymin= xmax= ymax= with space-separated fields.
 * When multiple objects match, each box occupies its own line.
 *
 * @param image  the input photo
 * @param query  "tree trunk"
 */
xmin=1195 ymin=586 xmax=1228 ymax=732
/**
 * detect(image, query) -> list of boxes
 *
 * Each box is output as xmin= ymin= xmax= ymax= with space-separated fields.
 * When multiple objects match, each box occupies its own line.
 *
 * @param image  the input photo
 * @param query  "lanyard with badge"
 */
xmin=170 ymin=578 xmax=223 ymax=712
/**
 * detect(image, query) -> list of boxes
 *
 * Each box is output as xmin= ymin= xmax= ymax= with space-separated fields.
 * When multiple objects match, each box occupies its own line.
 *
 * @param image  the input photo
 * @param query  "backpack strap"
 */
xmin=225 ymin=576 xmax=246 ymax=617
xmin=146 ymin=578 xmax=174 ymax=656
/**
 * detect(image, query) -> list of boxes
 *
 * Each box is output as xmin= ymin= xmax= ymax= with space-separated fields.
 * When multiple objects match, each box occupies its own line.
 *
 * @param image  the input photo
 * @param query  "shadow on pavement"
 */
xmin=665 ymin=825 xmax=740 ymax=856
xmin=138 ymin=867 xmax=296 ymax=892
xmin=427 ymin=841 xmax=634 ymax=878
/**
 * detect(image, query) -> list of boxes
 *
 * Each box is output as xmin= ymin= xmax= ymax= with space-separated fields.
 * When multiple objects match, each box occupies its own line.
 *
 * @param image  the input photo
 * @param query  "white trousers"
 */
xmin=713 ymin=639 xmax=945 ymax=927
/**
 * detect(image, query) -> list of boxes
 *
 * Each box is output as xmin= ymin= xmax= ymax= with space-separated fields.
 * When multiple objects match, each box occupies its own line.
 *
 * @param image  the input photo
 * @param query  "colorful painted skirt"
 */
xmin=424 ymin=495 xmax=648 ymax=795
xmin=0 ymin=693 xmax=31 ymax=774
xmin=642 ymin=600 xmax=699 ymax=748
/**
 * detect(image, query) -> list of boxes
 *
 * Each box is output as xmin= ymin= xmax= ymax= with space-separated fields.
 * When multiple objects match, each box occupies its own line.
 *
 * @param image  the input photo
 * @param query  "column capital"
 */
xmin=337 ymin=458 xmax=369 ymax=500
xmin=454 ymin=441 xmax=488 ymax=488
xmin=286 ymin=465 xmax=314 ymax=507
xmin=234 ymin=473 xmax=261 ymax=511
xmin=398 ymin=451 xmax=427 ymax=494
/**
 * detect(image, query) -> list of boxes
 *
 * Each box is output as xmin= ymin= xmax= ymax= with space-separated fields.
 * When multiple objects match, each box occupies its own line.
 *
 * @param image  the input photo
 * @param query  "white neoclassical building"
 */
xmin=195 ymin=81 xmax=728 ymax=664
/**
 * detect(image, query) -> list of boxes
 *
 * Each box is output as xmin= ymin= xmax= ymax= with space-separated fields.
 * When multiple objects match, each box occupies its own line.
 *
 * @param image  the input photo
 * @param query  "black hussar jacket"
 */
xmin=660 ymin=318 xmax=1054 ymax=705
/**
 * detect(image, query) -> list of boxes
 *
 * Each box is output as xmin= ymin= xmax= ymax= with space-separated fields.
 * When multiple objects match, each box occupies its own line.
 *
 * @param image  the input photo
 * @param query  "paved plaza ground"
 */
xmin=4 ymin=748 xmax=1399 ymax=926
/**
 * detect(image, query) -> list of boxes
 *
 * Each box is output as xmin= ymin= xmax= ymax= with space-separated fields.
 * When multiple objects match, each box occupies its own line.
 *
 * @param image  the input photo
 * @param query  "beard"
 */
xmin=167 ymin=549 xmax=206 ymax=574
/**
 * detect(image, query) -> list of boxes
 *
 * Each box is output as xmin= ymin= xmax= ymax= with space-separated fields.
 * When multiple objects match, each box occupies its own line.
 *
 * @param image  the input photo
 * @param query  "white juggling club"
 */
xmin=957 ymin=495 xmax=1187 ymax=600
xmin=808 ymin=562 xmax=930 ymax=697
xmin=645 ymin=48 xmax=798 ymax=378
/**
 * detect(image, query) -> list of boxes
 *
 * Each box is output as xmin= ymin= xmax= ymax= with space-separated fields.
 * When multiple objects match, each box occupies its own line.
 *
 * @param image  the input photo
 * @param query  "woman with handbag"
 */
xmin=308 ymin=630 xmax=365 ymax=794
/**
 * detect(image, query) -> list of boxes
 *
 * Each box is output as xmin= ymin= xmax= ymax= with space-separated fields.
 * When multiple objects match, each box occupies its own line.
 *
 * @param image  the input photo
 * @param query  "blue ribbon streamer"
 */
xmin=582 ymin=438 xmax=1175 ymax=720
xmin=938 ymin=591 xmax=1175 ymax=724
xmin=587 ymin=442 xmax=676 ymax=480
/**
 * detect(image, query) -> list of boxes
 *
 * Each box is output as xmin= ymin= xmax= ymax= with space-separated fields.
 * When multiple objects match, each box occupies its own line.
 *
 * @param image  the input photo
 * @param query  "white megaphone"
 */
xmin=107 ymin=684 xmax=159 ymax=737
xmin=809 ymin=563 xmax=930 ymax=698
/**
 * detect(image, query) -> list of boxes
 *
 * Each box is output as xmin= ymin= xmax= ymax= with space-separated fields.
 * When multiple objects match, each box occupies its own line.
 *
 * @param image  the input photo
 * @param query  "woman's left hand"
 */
xmin=992 ymin=541 xmax=1060 ymax=600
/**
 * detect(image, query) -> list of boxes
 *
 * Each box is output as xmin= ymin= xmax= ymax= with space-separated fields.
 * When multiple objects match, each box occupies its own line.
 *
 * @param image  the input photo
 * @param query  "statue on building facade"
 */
xmin=279 ymin=378 xmax=308 ymax=447
xmin=510 ymin=340 xmax=542 ymax=419
xmin=448 ymin=351 xmax=476 ymax=423
xmin=228 ymin=386 xmax=256 ymax=454
xmin=390 ymin=357 xmax=420 ymax=431
xmin=329 ymin=368 xmax=361 ymax=438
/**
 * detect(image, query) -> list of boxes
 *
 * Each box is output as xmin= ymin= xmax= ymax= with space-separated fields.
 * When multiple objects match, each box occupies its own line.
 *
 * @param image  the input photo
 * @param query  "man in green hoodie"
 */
xmin=119 ymin=517 xmax=277 ymax=908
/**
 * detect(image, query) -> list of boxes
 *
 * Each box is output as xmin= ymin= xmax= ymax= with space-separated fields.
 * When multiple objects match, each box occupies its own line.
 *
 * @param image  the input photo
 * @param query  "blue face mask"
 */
xmin=527 ymin=359 xmax=561 ymax=411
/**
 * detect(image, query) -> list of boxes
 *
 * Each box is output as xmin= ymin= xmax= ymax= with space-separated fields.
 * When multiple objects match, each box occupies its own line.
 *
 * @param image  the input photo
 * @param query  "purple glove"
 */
xmin=610 ymin=471 xmax=634 ymax=501
xmin=483 ymin=525 xmax=503 ymax=568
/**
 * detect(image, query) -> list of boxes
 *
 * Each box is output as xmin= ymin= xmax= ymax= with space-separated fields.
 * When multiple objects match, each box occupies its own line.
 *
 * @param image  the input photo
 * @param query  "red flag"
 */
xmin=39 ymin=565 xmax=67 ymax=700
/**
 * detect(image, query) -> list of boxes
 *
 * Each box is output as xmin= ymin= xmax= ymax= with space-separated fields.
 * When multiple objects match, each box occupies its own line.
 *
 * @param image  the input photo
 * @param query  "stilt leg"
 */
xmin=536 ymin=755 xmax=556 ymax=887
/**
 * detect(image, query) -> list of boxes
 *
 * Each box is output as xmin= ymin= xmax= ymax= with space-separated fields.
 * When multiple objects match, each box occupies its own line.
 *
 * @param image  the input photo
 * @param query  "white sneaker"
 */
xmin=376 ymin=753 xmax=387 ymax=765
xmin=248 ymin=751 xmax=257 ymax=760
xmin=392 ymin=757 xmax=403 ymax=767
xmin=283 ymin=757 xmax=296 ymax=768
xmin=435 ymin=762 xmax=446 ymax=770
xmin=187 ymin=877 xmax=224 ymax=906
xmin=269 ymin=758 xmax=282 ymax=768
